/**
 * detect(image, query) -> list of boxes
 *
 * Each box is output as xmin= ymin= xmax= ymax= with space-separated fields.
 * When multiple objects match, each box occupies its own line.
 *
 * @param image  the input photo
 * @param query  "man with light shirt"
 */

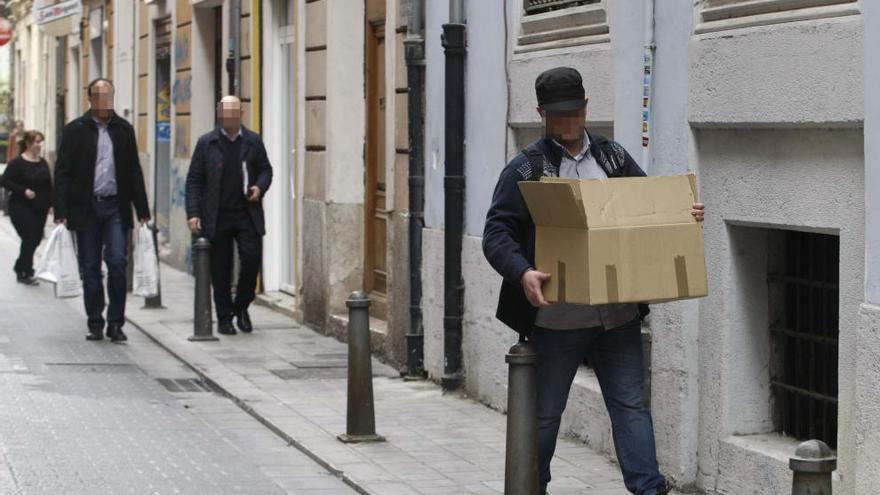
xmin=54 ymin=78 xmax=151 ymax=343
xmin=483 ymin=67 xmax=705 ymax=495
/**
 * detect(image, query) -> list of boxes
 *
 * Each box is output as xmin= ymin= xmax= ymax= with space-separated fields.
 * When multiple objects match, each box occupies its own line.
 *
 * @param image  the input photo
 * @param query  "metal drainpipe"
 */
xmin=641 ymin=0 xmax=656 ymax=405
xmin=405 ymin=0 xmax=426 ymax=378
xmin=441 ymin=0 xmax=466 ymax=390
xmin=226 ymin=0 xmax=242 ymax=96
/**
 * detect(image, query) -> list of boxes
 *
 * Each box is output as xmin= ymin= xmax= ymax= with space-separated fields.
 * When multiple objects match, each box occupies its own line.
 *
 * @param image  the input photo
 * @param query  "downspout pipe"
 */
xmin=226 ymin=0 xmax=242 ymax=96
xmin=640 ymin=0 xmax=656 ymax=406
xmin=405 ymin=0 xmax=426 ymax=378
xmin=441 ymin=0 xmax=466 ymax=390
xmin=641 ymin=0 xmax=656 ymax=172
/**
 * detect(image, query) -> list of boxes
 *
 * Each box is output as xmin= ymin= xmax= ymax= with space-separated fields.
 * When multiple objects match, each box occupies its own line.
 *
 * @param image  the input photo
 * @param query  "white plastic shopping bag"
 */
xmin=133 ymin=224 xmax=160 ymax=298
xmin=36 ymin=224 xmax=64 ymax=283
xmin=55 ymin=226 xmax=83 ymax=298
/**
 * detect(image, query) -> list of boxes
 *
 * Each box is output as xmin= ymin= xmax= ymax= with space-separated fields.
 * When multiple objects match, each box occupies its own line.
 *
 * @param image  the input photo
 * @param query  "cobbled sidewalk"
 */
xmin=122 ymin=259 xmax=640 ymax=495
xmin=0 ymin=218 xmax=357 ymax=495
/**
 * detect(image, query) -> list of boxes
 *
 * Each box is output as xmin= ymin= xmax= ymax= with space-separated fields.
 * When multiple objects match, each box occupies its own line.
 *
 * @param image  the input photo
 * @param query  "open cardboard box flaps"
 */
xmin=518 ymin=174 xmax=708 ymax=305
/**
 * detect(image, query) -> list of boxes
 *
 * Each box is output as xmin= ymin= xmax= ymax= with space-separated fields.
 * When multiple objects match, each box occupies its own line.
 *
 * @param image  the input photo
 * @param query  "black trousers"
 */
xmin=8 ymin=199 xmax=47 ymax=278
xmin=210 ymin=209 xmax=262 ymax=322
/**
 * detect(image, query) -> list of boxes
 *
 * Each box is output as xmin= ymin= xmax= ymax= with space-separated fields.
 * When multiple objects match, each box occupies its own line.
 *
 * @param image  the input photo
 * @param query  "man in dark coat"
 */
xmin=54 ymin=78 xmax=151 ymax=343
xmin=483 ymin=67 xmax=705 ymax=495
xmin=185 ymin=96 xmax=273 ymax=335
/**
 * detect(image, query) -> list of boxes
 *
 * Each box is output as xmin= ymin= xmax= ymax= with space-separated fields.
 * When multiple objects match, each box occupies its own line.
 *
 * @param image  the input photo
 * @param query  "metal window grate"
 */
xmin=523 ymin=0 xmax=600 ymax=15
xmin=769 ymin=230 xmax=839 ymax=448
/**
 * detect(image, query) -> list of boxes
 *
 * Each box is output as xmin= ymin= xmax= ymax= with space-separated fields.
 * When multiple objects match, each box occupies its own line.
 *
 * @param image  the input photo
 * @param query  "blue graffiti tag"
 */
xmin=170 ymin=163 xmax=187 ymax=208
xmin=172 ymin=75 xmax=192 ymax=106
xmin=174 ymin=32 xmax=191 ymax=67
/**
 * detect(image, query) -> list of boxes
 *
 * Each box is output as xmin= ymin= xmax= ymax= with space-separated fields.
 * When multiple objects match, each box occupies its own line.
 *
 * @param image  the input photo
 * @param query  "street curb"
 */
xmin=125 ymin=315 xmax=374 ymax=495
xmin=254 ymin=292 xmax=302 ymax=321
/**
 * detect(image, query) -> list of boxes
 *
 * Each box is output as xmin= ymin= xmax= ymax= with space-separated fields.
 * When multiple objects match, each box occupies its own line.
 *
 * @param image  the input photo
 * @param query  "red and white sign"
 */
xmin=0 ymin=17 xmax=13 ymax=47
xmin=35 ymin=0 xmax=82 ymax=26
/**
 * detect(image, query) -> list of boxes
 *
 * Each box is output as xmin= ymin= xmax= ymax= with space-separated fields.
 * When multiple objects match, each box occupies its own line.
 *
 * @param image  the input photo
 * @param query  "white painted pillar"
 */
xmin=113 ymin=0 xmax=137 ymax=122
xmin=855 ymin=1 xmax=880 ymax=493
xmin=861 ymin=1 xmax=880 ymax=305
xmin=322 ymin=0 xmax=365 ymax=315
xmin=645 ymin=0 xmax=701 ymax=487
xmin=608 ymin=0 xmax=643 ymax=157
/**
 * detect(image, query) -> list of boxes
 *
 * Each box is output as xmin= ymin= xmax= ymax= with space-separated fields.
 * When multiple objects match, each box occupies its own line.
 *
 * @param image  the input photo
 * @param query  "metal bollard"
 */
xmin=790 ymin=440 xmax=836 ymax=495
xmin=338 ymin=291 xmax=385 ymax=444
xmin=189 ymin=238 xmax=218 ymax=342
xmin=144 ymin=223 xmax=164 ymax=309
xmin=504 ymin=340 xmax=539 ymax=495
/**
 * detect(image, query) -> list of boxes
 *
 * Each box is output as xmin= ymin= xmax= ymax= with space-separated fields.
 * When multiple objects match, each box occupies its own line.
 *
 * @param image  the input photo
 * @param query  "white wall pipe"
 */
xmin=450 ymin=0 xmax=465 ymax=24
xmin=641 ymin=0 xmax=656 ymax=172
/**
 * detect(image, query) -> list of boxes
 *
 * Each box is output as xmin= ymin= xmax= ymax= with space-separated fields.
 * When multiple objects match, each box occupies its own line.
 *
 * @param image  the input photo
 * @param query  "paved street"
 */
xmin=0 ymin=217 xmax=357 ymax=494
xmin=0 ymin=213 xmax=660 ymax=495
xmin=117 ymin=234 xmax=638 ymax=494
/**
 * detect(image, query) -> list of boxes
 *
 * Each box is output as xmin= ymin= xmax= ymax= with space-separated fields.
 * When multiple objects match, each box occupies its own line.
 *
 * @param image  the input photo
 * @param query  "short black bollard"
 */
xmin=790 ymin=440 xmax=836 ymax=495
xmin=338 ymin=291 xmax=385 ymax=444
xmin=504 ymin=340 xmax=539 ymax=495
xmin=189 ymin=238 xmax=218 ymax=342
xmin=144 ymin=223 xmax=164 ymax=309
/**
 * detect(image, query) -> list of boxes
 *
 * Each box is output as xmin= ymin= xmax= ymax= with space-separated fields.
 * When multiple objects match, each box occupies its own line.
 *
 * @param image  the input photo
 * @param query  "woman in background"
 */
xmin=0 ymin=130 xmax=52 ymax=285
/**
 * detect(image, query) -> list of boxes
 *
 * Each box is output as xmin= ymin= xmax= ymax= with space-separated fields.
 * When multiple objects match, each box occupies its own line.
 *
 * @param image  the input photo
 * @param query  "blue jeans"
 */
xmin=76 ymin=199 xmax=128 ymax=331
xmin=531 ymin=319 xmax=666 ymax=495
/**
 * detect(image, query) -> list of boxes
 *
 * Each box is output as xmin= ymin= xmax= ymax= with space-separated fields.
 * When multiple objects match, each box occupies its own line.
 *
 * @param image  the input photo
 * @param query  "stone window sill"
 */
xmin=696 ymin=0 xmax=860 ymax=35
xmin=516 ymin=1 xmax=609 ymax=55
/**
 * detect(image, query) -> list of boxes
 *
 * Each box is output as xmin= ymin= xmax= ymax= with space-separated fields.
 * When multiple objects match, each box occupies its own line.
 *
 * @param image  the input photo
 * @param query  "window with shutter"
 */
xmin=696 ymin=0 xmax=860 ymax=34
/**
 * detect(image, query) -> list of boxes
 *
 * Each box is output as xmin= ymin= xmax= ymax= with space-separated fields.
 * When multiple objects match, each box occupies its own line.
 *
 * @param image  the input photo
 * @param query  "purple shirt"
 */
xmin=92 ymin=117 xmax=117 ymax=196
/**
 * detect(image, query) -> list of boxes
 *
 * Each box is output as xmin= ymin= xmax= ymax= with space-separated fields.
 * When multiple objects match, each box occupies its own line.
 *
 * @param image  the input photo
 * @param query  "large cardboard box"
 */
xmin=518 ymin=174 xmax=708 ymax=305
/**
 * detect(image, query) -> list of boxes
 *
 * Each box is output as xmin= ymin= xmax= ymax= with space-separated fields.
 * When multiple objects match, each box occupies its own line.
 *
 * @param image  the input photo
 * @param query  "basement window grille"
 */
xmin=524 ymin=0 xmax=600 ymax=15
xmin=769 ymin=230 xmax=839 ymax=449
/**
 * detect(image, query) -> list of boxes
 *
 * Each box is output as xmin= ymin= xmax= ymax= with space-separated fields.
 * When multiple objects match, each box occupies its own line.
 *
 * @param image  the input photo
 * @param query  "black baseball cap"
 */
xmin=535 ymin=67 xmax=586 ymax=112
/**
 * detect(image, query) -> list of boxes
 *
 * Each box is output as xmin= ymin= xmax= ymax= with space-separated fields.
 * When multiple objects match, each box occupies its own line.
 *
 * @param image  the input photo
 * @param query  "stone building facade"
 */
xmin=419 ymin=1 xmax=877 ymax=493
xmin=9 ymin=1 xmax=880 ymax=492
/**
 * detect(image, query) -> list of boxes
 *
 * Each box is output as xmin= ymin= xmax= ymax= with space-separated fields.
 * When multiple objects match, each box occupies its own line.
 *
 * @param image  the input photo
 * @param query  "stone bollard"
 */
xmin=338 ymin=291 xmax=385 ymax=444
xmin=189 ymin=238 xmax=218 ymax=342
xmin=790 ymin=440 xmax=836 ymax=495
xmin=504 ymin=340 xmax=539 ymax=495
xmin=144 ymin=223 xmax=164 ymax=309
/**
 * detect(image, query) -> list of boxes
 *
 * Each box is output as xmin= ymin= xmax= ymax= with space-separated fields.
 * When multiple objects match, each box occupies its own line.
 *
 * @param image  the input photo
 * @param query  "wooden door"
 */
xmin=364 ymin=0 xmax=388 ymax=319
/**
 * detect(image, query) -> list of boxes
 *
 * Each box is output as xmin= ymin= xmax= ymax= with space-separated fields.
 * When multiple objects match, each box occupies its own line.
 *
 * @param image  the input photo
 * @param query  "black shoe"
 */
xmin=107 ymin=325 xmax=128 ymax=343
xmin=218 ymin=321 xmax=237 ymax=335
xmin=656 ymin=481 xmax=672 ymax=495
xmin=16 ymin=272 xmax=39 ymax=285
xmin=235 ymin=309 xmax=253 ymax=333
xmin=86 ymin=329 xmax=104 ymax=341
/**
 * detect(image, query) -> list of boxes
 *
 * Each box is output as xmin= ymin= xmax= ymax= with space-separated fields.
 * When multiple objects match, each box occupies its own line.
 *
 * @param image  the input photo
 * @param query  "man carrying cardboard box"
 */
xmin=483 ymin=67 xmax=705 ymax=495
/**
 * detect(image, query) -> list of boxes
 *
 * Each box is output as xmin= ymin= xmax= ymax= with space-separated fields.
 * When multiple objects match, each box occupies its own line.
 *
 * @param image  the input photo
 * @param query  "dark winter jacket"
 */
xmin=1 ymin=156 xmax=53 ymax=214
xmin=53 ymin=111 xmax=150 ymax=231
xmin=185 ymin=126 xmax=273 ymax=240
xmin=482 ymin=131 xmax=647 ymax=337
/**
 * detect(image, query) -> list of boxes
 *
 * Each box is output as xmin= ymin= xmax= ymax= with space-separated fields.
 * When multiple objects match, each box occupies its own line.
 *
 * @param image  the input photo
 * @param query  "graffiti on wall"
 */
xmin=172 ymin=73 xmax=192 ymax=114
xmin=174 ymin=116 xmax=191 ymax=158
xmin=174 ymin=27 xmax=191 ymax=69
xmin=170 ymin=160 xmax=187 ymax=209
xmin=156 ymin=82 xmax=172 ymax=143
